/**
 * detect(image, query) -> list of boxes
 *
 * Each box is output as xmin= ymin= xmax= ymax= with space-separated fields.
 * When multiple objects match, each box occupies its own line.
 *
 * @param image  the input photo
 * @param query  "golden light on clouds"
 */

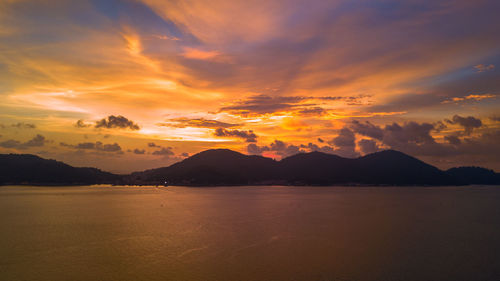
xmin=0 ymin=0 xmax=499 ymax=172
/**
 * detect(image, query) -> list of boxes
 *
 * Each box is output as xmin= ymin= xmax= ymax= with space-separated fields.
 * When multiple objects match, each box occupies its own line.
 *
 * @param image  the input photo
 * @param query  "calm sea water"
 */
xmin=1 ymin=185 xmax=500 ymax=281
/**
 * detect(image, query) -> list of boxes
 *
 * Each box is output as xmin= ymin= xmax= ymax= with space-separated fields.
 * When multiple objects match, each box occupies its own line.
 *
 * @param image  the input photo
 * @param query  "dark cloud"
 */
xmin=60 ymin=141 xmax=122 ymax=153
xmin=75 ymin=119 xmax=92 ymax=128
xmin=330 ymin=128 xmax=355 ymax=148
xmin=350 ymin=120 xmax=384 ymax=140
xmin=317 ymin=138 xmax=324 ymax=143
xmin=0 ymin=139 xmax=21 ymax=148
xmin=11 ymin=122 xmax=36 ymax=129
xmin=159 ymin=118 xmax=239 ymax=128
xmin=148 ymin=142 xmax=160 ymax=147
xmin=346 ymin=116 xmax=499 ymax=164
xmin=219 ymin=94 xmax=368 ymax=116
xmin=383 ymin=122 xmax=436 ymax=147
xmin=221 ymin=95 xmax=305 ymax=115
xmin=24 ymin=134 xmax=46 ymax=147
xmin=133 ymin=149 xmax=145 ymax=154
xmin=152 ymin=147 xmax=175 ymax=156
xmin=444 ymin=135 xmax=461 ymax=145
xmin=247 ymin=143 xmax=270 ymax=155
xmin=270 ymin=140 xmax=302 ymax=157
xmin=249 ymin=135 xmax=361 ymax=158
xmin=358 ymin=139 xmax=380 ymax=155
xmin=327 ymin=128 xmax=360 ymax=158
xmin=491 ymin=116 xmax=500 ymax=122
xmin=345 ymin=120 xmax=441 ymax=157
xmin=445 ymin=115 xmax=482 ymax=135
xmin=434 ymin=121 xmax=448 ymax=132
xmin=300 ymin=143 xmax=335 ymax=154
xmin=247 ymin=140 xmax=302 ymax=158
xmin=181 ymin=152 xmax=189 ymax=157
xmin=95 ymin=115 xmax=140 ymax=130
xmin=297 ymin=107 xmax=327 ymax=116
xmin=214 ymin=128 xmax=257 ymax=142
xmin=0 ymin=134 xmax=47 ymax=149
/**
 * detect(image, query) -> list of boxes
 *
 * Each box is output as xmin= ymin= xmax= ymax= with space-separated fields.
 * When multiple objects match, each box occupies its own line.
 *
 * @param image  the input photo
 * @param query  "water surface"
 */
xmin=1 ymin=185 xmax=500 ymax=281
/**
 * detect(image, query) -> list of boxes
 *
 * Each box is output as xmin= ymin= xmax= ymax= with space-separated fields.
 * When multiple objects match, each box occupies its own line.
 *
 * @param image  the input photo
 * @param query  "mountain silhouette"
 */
xmin=0 ymin=154 xmax=120 ymax=185
xmin=127 ymin=149 xmax=279 ymax=185
xmin=1 ymin=150 xmax=499 ymax=186
xmin=446 ymin=167 xmax=500 ymax=185
xmin=126 ymin=149 xmax=495 ymax=186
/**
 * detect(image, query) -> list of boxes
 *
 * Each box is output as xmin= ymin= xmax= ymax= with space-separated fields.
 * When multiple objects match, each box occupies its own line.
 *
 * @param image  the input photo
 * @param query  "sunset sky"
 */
xmin=0 ymin=0 xmax=499 ymax=173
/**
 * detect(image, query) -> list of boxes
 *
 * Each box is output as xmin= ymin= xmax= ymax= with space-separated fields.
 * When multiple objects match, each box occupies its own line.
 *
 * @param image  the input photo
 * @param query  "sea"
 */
xmin=1 ymin=185 xmax=499 ymax=281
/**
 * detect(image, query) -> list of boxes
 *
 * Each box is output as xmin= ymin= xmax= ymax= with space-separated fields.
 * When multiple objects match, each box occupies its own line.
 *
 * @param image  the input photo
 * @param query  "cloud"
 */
xmin=247 ymin=143 xmax=270 ymax=155
xmin=95 ymin=115 xmax=140 ymax=130
xmin=60 ymin=141 xmax=122 ymax=153
xmin=0 ymin=134 xmax=47 ymax=149
xmin=152 ymin=147 xmax=175 ymax=156
xmin=219 ymin=94 xmax=368 ymax=116
xmin=0 ymin=139 xmax=21 ymax=148
xmin=348 ymin=116 xmax=493 ymax=160
xmin=297 ymin=107 xmax=327 ymax=116
xmin=75 ymin=119 xmax=92 ymax=128
xmin=491 ymin=116 xmax=500 ymax=122
xmin=444 ymin=135 xmax=461 ymax=145
xmin=159 ymin=118 xmax=239 ymax=129
xmin=148 ymin=142 xmax=160 ymax=147
xmin=214 ymin=128 xmax=257 ymax=142
xmin=357 ymin=139 xmax=380 ymax=155
xmin=248 ymin=135 xmax=361 ymax=158
xmin=133 ymin=148 xmax=146 ymax=154
xmin=24 ymin=134 xmax=47 ymax=147
xmin=330 ymin=128 xmax=355 ymax=148
xmin=247 ymin=140 xmax=302 ymax=158
xmin=445 ymin=115 xmax=482 ymax=135
xmin=350 ymin=120 xmax=384 ymax=140
xmin=349 ymin=119 xmax=441 ymax=156
xmin=474 ymin=64 xmax=495 ymax=72
xmin=442 ymin=93 xmax=497 ymax=104
xmin=299 ymin=143 xmax=335 ymax=154
xmin=11 ymin=122 xmax=36 ymax=129
xmin=269 ymin=140 xmax=302 ymax=157
xmin=383 ymin=122 xmax=436 ymax=146
xmin=327 ymin=128 xmax=359 ymax=158
xmin=181 ymin=47 xmax=221 ymax=61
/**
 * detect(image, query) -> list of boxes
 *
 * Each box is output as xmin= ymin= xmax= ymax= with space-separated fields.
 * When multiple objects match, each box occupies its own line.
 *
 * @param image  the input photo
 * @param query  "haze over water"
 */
xmin=1 ymin=185 xmax=500 ymax=281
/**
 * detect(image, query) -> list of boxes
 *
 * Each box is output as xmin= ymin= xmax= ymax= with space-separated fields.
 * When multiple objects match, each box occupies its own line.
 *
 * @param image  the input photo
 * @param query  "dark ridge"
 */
xmin=127 ymin=149 xmax=279 ymax=185
xmin=1 ymin=150 xmax=499 ymax=186
xmin=124 ymin=149 xmax=495 ymax=186
xmin=354 ymin=150 xmax=455 ymax=185
xmin=446 ymin=167 xmax=500 ymax=185
xmin=0 ymin=154 xmax=121 ymax=185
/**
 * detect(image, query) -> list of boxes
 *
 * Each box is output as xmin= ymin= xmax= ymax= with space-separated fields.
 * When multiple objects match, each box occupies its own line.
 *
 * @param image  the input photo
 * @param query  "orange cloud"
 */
xmin=181 ymin=47 xmax=220 ymax=60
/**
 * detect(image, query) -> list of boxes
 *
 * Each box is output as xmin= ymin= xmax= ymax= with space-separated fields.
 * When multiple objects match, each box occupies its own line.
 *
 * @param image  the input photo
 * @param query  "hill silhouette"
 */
xmin=446 ymin=167 xmax=500 ymax=185
xmin=125 ymin=149 xmax=497 ymax=186
xmin=127 ymin=149 xmax=279 ymax=185
xmin=0 ymin=154 xmax=120 ymax=185
xmin=1 ymin=150 xmax=499 ymax=186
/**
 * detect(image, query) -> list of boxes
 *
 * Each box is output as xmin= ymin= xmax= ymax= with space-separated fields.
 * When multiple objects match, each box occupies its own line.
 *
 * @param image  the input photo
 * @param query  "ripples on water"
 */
xmin=1 ymin=185 xmax=500 ymax=281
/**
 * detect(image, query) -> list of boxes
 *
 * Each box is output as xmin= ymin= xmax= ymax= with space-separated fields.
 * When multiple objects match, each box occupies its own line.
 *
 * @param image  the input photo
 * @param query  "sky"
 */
xmin=0 ymin=0 xmax=499 ymax=173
